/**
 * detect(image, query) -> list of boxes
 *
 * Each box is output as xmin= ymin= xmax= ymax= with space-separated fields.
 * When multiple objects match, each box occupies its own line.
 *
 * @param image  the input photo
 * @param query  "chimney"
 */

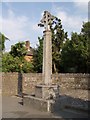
xmin=26 ymin=41 xmax=30 ymax=51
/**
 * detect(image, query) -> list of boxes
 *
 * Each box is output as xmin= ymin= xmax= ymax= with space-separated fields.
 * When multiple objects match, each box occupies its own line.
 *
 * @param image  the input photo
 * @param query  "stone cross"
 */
xmin=38 ymin=11 xmax=55 ymax=85
xmin=38 ymin=11 xmax=55 ymax=30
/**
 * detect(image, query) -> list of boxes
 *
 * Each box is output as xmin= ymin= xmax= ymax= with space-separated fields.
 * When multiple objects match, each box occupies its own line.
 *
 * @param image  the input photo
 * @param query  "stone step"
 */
xmin=23 ymin=95 xmax=54 ymax=112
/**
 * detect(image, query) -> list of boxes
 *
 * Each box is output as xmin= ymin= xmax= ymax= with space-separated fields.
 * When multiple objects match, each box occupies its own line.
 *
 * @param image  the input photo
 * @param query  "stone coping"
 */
xmin=24 ymin=95 xmax=54 ymax=103
xmin=36 ymin=84 xmax=59 ymax=88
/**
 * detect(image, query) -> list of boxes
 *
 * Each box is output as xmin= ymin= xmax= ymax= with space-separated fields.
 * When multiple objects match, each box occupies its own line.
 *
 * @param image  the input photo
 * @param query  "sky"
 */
xmin=0 ymin=0 xmax=89 ymax=52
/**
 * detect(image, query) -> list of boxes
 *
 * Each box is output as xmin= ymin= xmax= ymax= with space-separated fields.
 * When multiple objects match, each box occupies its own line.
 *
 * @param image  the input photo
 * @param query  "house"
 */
xmin=24 ymin=41 xmax=33 ymax=62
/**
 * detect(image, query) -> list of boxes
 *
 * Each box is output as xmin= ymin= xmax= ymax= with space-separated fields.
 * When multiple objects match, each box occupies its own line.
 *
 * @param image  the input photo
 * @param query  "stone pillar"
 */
xmin=43 ymin=30 xmax=52 ymax=85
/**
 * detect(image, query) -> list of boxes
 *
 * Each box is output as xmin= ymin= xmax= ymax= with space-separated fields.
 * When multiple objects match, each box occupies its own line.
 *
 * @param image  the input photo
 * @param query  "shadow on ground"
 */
xmin=51 ymin=94 xmax=89 ymax=119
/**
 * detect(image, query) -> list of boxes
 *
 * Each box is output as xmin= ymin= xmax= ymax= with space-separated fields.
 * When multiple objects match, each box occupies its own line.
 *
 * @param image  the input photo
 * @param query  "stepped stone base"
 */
xmin=23 ymin=95 xmax=54 ymax=112
xmin=23 ymin=84 xmax=60 ymax=112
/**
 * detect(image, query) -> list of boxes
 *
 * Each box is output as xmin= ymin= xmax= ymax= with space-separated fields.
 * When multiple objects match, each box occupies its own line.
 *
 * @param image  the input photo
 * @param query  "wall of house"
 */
xmin=2 ymin=73 xmax=90 ymax=97
xmin=24 ymin=55 xmax=33 ymax=62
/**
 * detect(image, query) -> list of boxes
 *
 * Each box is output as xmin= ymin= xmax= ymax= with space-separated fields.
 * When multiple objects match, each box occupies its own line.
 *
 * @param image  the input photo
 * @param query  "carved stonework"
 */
xmin=38 ymin=11 xmax=55 ymax=30
xmin=35 ymin=85 xmax=59 ymax=100
xmin=46 ymin=86 xmax=59 ymax=100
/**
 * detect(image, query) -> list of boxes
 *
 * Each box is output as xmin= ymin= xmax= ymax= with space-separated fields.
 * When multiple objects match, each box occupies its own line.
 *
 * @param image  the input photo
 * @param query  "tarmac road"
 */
xmin=2 ymin=96 xmax=89 ymax=119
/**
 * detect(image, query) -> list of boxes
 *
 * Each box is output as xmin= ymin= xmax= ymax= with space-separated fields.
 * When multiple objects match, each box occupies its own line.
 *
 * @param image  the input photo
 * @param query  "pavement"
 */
xmin=0 ymin=96 xmax=2 ymax=120
xmin=1 ymin=96 xmax=89 ymax=119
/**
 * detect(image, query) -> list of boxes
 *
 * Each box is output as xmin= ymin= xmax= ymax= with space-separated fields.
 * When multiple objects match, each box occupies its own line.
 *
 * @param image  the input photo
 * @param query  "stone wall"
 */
xmin=52 ymin=74 xmax=90 ymax=90
xmin=0 ymin=73 xmax=2 ymax=95
xmin=23 ymin=73 xmax=42 ymax=94
xmin=2 ymin=72 xmax=18 ymax=96
xmin=2 ymin=72 xmax=90 ymax=96
xmin=23 ymin=73 xmax=90 ymax=94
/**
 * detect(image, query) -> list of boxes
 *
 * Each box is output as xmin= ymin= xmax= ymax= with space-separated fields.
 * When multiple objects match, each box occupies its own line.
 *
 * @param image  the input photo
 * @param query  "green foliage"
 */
xmin=2 ymin=53 xmax=34 ymax=73
xmin=2 ymin=53 xmax=21 ymax=72
xmin=33 ymin=37 xmax=43 ymax=73
xmin=0 ymin=33 xmax=9 ymax=72
xmin=51 ymin=17 xmax=68 ymax=73
xmin=2 ymin=42 xmax=34 ymax=73
xmin=2 ymin=20 xmax=89 ymax=73
xmin=81 ymin=22 xmax=90 ymax=73
xmin=33 ymin=20 xmax=90 ymax=73
xmin=61 ymin=22 xmax=90 ymax=73
xmin=22 ymin=61 xmax=34 ymax=73
xmin=0 ymin=32 xmax=9 ymax=51
xmin=10 ymin=42 xmax=27 ymax=58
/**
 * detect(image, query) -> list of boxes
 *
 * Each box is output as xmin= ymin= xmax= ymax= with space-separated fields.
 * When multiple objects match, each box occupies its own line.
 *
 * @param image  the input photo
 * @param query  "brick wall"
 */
xmin=2 ymin=72 xmax=90 ymax=96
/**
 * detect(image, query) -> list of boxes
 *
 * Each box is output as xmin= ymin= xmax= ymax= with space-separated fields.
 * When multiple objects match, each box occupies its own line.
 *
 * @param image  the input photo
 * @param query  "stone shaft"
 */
xmin=43 ymin=30 xmax=52 ymax=85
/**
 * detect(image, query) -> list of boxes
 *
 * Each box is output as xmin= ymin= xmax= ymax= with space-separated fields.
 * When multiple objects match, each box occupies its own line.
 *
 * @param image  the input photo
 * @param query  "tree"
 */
xmin=2 ymin=53 xmax=34 ymax=73
xmin=2 ymin=42 xmax=34 ymax=73
xmin=81 ymin=22 xmax=90 ymax=73
xmin=33 ymin=20 xmax=89 ymax=73
xmin=0 ymin=32 xmax=9 ymax=51
xmin=2 ymin=53 xmax=21 ymax=72
xmin=22 ymin=60 xmax=34 ymax=73
xmin=61 ymin=22 xmax=90 ymax=73
xmin=33 ymin=37 xmax=43 ymax=73
xmin=10 ymin=42 xmax=27 ymax=58
xmin=0 ymin=33 xmax=9 ymax=72
xmin=50 ymin=17 xmax=68 ymax=73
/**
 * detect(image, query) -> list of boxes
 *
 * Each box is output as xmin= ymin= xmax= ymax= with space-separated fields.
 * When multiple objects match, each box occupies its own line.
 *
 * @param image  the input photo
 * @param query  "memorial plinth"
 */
xmin=23 ymin=83 xmax=59 ymax=112
xmin=35 ymin=84 xmax=59 ymax=99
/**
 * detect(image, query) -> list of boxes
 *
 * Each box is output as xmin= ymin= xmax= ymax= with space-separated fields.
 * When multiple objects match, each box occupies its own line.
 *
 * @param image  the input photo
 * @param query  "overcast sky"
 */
xmin=0 ymin=0 xmax=88 ymax=51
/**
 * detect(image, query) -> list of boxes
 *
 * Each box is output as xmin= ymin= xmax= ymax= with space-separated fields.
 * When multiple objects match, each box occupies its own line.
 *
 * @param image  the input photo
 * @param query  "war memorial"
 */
xmin=22 ymin=11 xmax=89 ymax=114
xmin=2 ymin=10 xmax=89 ymax=119
xmin=23 ymin=11 xmax=60 ymax=112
